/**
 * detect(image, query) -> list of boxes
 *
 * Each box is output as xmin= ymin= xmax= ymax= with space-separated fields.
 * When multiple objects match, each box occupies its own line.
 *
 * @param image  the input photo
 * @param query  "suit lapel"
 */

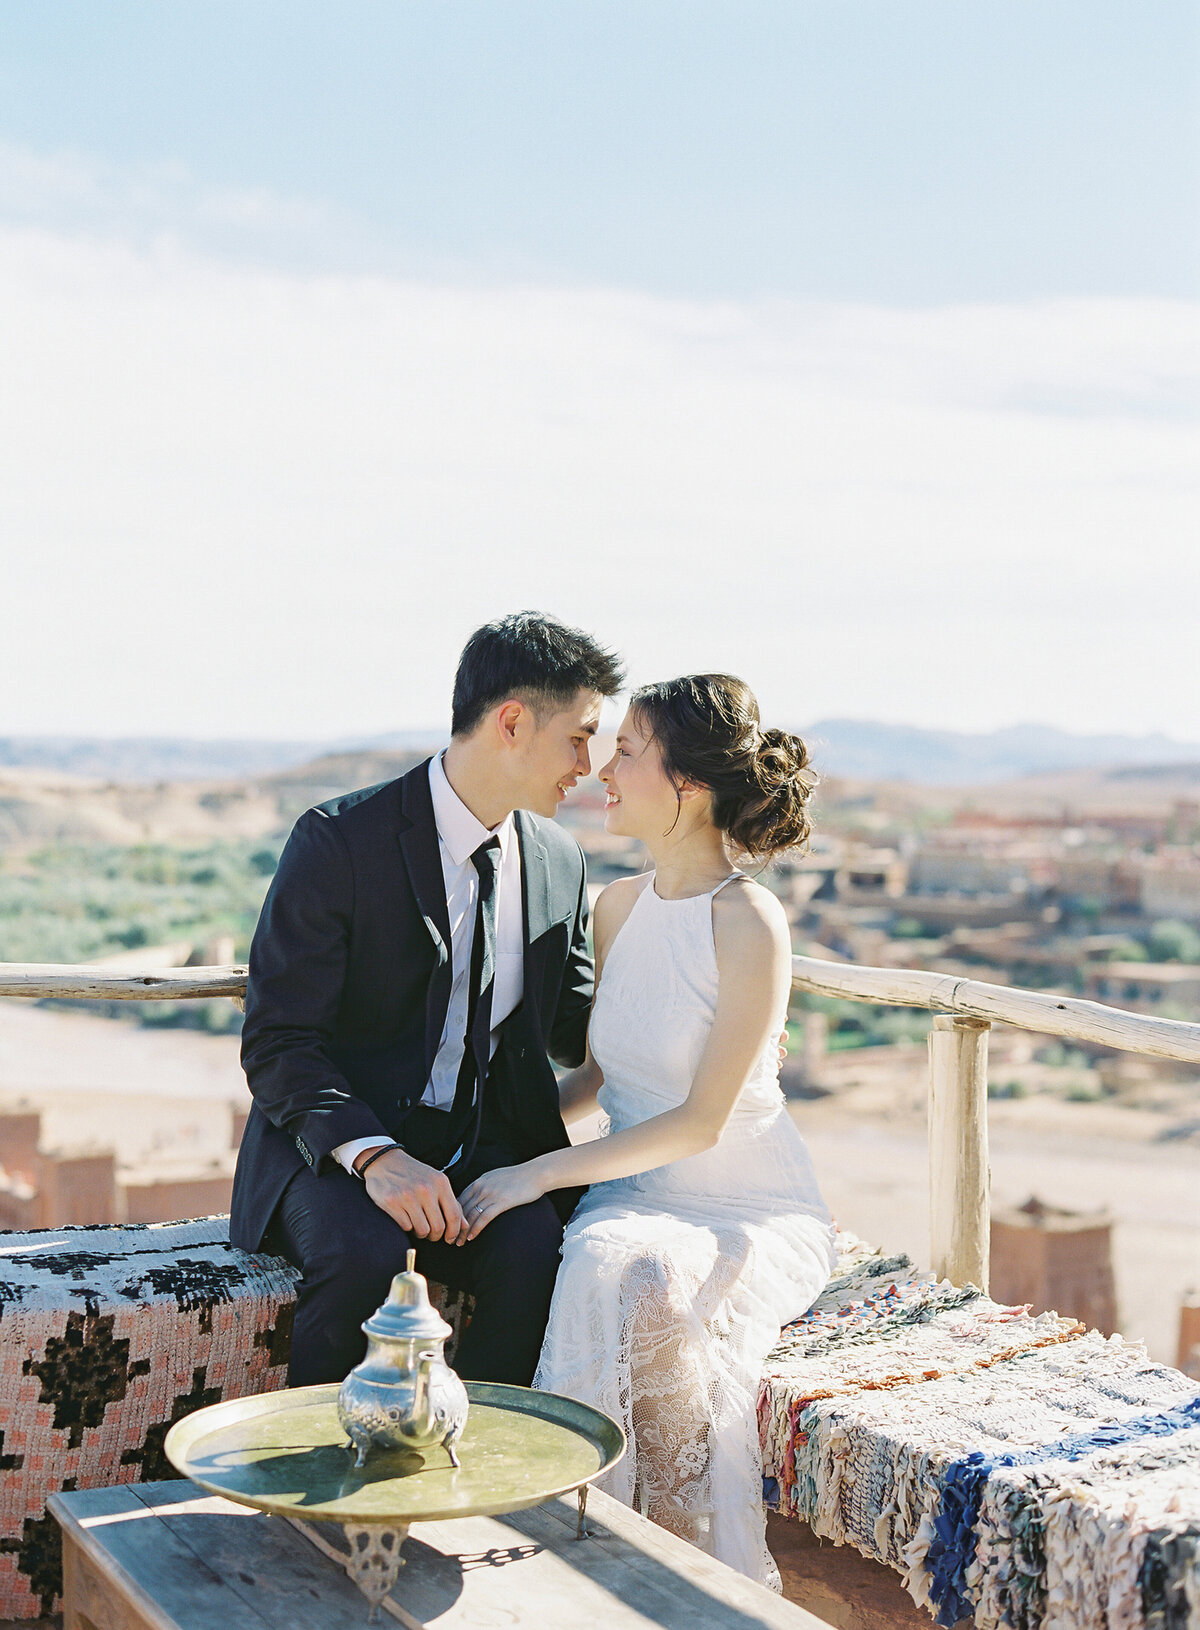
xmin=515 ymin=810 xmax=552 ymax=953
xmin=396 ymin=762 xmax=453 ymax=1082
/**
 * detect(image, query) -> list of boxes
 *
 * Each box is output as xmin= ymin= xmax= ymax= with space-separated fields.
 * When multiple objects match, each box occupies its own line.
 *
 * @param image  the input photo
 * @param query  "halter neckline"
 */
xmin=649 ymin=871 xmax=746 ymax=903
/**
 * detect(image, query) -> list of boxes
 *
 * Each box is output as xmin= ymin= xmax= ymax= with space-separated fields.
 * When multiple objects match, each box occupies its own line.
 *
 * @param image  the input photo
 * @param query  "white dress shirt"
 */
xmin=333 ymin=754 xmax=525 ymax=1173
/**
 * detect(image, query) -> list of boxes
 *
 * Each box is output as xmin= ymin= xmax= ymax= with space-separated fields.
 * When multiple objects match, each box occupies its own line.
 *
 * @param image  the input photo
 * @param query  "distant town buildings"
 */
xmin=567 ymin=786 xmax=1200 ymax=1022
xmin=1086 ymin=963 xmax=1200 ymax=1012
xmin=1141 ymin=852 xmax=1200 ymax=924
xmin=0 ymin=1104 xmax=240 ymax=1230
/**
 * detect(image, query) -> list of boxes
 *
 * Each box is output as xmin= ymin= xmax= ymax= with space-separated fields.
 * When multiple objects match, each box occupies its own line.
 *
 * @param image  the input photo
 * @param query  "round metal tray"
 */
xmin=164 ymin=1381 xmax=625 ymax=1526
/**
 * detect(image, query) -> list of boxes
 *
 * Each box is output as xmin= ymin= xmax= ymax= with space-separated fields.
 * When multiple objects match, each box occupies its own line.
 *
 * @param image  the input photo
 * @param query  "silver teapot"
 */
xmin=337 ymin=1250 xmax=469 ymax=1469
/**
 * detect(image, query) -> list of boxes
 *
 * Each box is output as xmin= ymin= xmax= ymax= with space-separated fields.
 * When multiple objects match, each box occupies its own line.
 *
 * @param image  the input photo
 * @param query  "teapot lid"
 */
xmin=362 ymin=1250 xmax=454 ymax=1344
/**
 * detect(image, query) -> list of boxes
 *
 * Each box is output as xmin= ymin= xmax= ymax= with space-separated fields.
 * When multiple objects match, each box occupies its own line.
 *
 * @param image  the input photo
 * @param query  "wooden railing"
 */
xmin=0 ymin=964 xmax=249 ymax=1000
xmin=791 ymin=958 xmax=1200 ymax=1290
xmin=3 ymin=957 xmax=1199 ymax=1293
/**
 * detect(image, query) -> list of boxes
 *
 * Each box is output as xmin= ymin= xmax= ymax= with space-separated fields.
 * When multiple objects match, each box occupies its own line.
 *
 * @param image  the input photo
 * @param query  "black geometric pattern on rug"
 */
xmin=120 ymin=1256 xmax=248 ymax=1333
xmin=8 ymin=1250 xmax=121 ymax=1280
xmin=0 ymin=1277 xmax=28 ymax=1311
xmin=0 ymin=1511 xmax=65 ymax=1618
xmin=22 ymin=1312 xmax=133 ymax=1448
xmin=119 ymin=1364 xmax=224 ymax=1482
xmin=253 ymin=1298 xmax=294 ymax=1369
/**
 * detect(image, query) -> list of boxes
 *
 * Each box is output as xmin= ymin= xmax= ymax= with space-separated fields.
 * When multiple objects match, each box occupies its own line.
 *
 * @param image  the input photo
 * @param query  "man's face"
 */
xmin=511 ymin=688 xmax=604 ymax=817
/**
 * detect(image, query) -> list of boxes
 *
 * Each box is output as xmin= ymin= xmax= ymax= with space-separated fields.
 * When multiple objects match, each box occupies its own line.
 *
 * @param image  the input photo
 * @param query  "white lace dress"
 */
xmin=533 ymin=873 xmax=835 ymax=1588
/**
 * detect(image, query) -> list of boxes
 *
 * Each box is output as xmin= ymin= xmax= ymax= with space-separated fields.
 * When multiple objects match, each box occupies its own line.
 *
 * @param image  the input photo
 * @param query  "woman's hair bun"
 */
xmin=629 ymin=675 xmax=818 ymax=859
xmin=739 ymin=726 xmax=818 ymax=856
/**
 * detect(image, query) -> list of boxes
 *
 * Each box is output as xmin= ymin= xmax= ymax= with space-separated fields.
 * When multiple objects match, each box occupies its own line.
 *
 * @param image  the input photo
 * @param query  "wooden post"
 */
xmin=1177 ymin=1292 xmax=1200 ymax=1379
xmin=928 ymin=1015 xmax=990 ymax=1289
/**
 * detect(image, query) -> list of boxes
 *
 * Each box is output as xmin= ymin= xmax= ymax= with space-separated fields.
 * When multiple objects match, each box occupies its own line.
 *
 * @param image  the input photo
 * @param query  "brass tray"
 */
xmin=164 ymin=1381 xmax=625 ymax=1526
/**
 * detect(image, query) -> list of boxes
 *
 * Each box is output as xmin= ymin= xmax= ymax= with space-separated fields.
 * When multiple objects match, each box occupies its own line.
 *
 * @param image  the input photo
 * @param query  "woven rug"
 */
xmin=975 ymin=1423 xmax=1200 ymax=1630
xmin=759 ymin=1239 xmax=1083 ymax=1520
xmin=0 ymin=1215 xmax=475 ymax=1621
xmin=760 ymin=1239 xmax=1200 ymax=1628
xmin=776 ymin=1328 xmax=1199 ymax=1627
xmin=0 ymin=1218 xmax=298 ymax=1618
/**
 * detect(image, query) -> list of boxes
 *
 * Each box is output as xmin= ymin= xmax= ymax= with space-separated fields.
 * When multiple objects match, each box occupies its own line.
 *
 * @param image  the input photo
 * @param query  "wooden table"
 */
xmin=50 ymin=1479 xmax=829 ymax=1630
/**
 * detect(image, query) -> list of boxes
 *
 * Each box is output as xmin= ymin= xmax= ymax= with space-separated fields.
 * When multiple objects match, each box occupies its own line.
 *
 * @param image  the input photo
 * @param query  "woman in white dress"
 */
xmin=460 ymin=674 xmax=834 ymax=1587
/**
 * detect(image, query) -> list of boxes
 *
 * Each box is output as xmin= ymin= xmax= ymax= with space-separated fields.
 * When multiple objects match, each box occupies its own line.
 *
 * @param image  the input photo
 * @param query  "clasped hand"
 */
xmin=459 ymin=1165 xmax=545 ymax=1240
xmin=357 ymin=1147 xmax=469 ymax=1245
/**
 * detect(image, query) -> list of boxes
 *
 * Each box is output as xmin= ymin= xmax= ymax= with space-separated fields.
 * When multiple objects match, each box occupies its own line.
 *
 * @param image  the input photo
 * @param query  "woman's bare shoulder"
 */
xmin=712 ymin=875 xmax=791 ymax=960
xmin=593 ymin=872 xmax=652 ymax=957
xmin=595 ymin=872 xmax=652 ymax=924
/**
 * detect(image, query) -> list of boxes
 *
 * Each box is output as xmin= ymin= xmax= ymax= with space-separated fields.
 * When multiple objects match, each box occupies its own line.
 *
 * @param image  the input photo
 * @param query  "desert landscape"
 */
xmin=1 ymin=733 xmax=1197 ymax=1362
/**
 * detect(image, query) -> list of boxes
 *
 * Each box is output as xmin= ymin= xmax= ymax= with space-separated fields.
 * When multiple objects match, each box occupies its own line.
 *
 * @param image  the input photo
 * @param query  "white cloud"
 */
xmin=0 ymin=142 xmax=343 ymax=262
xmin=0 ymin=205 xmax=1196 ymax=739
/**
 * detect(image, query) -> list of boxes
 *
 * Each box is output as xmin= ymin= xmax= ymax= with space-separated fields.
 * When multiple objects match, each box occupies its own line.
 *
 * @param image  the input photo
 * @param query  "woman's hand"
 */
xmin=459 ymin=1164 xmax=548 ymax=1240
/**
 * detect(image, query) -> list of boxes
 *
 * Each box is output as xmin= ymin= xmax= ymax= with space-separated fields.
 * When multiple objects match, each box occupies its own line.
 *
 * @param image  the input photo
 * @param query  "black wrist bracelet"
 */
xmin=355 ymin=1142 xmax=401 ymax=1180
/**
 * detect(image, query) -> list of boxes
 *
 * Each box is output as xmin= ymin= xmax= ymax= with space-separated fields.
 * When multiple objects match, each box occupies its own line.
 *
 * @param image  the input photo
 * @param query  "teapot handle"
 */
xmin=415 ymin=1350 xmax=434 ymax=1412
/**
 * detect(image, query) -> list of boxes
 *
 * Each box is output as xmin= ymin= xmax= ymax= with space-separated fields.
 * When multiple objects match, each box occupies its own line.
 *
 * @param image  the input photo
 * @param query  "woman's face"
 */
xmin=597 ymin=709 xmax=682 ymax=841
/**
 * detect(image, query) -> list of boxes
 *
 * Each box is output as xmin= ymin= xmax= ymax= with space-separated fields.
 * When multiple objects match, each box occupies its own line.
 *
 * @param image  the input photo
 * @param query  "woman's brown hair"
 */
xmin=630 ymin=674 xmax=817 ymax=859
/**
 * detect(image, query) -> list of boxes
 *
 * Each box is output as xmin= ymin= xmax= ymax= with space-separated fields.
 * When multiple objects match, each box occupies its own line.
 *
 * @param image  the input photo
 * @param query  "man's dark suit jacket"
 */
xmin=229 ymin=758 xmax=592 ymax=1253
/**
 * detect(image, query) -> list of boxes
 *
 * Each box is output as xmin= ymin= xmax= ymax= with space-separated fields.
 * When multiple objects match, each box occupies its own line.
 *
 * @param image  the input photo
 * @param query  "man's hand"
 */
xmin=459 ymin=1163 xmax=547 ymax=1241
xmin=354 ymin=1146 xmax=468 ymax=1244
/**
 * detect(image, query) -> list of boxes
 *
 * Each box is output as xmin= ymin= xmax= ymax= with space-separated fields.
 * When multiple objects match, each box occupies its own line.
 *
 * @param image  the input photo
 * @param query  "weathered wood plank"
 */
xmin=294 ymin=1488 xmax=830 ymax=1630
xmin=513 ymin=1493 xmax=829 ymax=1626
xmin=124 ymin=1483 xmax=372 ymax=1630
xmin=50 ymin=1487 xmax=271 ymax=1630
xmin=50 ymin=1485 xmax=360 ymax=1630
xmin=61 ymin=1530 xmax=157 ymax=1630
xmin=791 ymin=954 xmax=1200 ymax=1062
xmin=54 ymin=1481 xmax=829 ymax=1630
xmin=0 ymin=962 xmax=247 ymax=999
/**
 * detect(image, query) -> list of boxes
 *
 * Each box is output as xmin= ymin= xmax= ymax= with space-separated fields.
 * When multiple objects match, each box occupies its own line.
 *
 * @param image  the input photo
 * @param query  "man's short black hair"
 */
xmin=451 ymin=611 xmax=625 ymax=737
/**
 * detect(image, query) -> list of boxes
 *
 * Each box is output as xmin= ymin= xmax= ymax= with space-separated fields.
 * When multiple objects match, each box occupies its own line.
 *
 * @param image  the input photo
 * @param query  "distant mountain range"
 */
xmin=0 ymin=732 xmax=442 ymax=784
xmin=801 ymin=720 xmax=1200 ymax=785
xmin=2 ymin=722 xmax=1198 ymax=787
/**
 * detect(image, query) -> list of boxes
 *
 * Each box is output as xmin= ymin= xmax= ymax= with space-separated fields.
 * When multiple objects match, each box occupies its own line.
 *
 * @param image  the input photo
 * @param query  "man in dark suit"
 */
xmin=230 ymin=612 xmax=624 ymax=1387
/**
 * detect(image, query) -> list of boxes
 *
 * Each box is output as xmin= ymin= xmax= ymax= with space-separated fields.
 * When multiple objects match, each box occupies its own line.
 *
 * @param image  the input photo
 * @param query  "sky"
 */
xmin=1 ymin=2 xmax=1197 ymax=739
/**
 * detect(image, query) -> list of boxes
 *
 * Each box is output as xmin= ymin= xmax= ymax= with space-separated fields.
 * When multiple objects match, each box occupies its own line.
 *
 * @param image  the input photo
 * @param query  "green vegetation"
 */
xmin=1036 ymin=1041 xmax=1092 ymax=1070
xmin=789 ymin=991 xmax=931 ymax=1051
xmin=1146 ymin=919 xmax=1200 ymax=963
xmin=0 ymin=840 xmax=281 ymax=963
xmin=1103 ymin=919 xmax=1200 ymax=965
xmin=1064 ymin=1079 xmax=1106 ymax=1103
xmin=0 ymin=841 xmax=282 ymax=1028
